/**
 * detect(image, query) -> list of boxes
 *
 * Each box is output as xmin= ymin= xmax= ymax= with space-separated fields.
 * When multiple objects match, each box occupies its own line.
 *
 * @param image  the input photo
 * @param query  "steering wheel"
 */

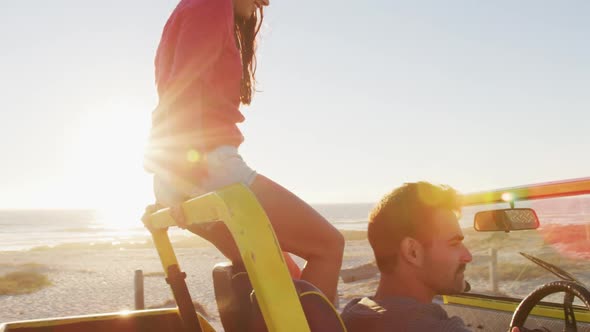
xmin=510 ymin=280 xmax=590 ymax=332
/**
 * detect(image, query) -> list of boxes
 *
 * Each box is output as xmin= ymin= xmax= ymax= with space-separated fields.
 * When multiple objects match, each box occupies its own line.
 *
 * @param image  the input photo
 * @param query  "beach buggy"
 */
xmin=2 ymin=177 xmax=590 ymax=331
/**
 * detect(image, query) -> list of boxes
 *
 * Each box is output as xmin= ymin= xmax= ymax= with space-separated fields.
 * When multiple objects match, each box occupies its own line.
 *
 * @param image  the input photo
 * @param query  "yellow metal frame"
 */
xmin=0 ymin=309 xmax=215 ymax=332
xmin=452 ymin=177 xmax=590 ymax=321
xmin=443 ymin=294 xmax=590 ymax=322
xmin=299 ymin=291 xmax=347 ymax=328
xmin=145 ymin=184 xmax=311 ymax=332
xmin=462 ymin=177 xmax=590 ymax=206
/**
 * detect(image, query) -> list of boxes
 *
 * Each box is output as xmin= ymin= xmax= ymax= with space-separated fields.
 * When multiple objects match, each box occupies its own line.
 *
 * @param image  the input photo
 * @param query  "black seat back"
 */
xmin=342 ymin=313 xmax=379 ymax=332
xmin=212 ymin=262 xmax=253 ymax=332
xmin=212 ymin=262 xmax=347 ymax=332
xmin=294 ymin=280 xmax=347 ymax=331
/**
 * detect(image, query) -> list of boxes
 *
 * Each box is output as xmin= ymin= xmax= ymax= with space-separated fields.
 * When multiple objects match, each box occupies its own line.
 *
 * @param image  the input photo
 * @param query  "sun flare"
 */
xmin=68 ymin=101 xmax=155 ymax=229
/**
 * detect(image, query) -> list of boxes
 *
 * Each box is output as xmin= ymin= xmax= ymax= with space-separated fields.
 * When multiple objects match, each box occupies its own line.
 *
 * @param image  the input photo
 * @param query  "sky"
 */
xmin=1 ymin=0 xmax=589 ymax=214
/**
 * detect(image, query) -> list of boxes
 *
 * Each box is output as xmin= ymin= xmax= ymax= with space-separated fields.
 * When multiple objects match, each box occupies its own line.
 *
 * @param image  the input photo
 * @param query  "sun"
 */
xmin=69 ymin=101 xmax=155 ymax=229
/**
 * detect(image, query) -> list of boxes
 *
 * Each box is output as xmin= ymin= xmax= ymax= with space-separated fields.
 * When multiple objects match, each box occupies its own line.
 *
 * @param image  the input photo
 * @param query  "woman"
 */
xmin=144 ymin=0 xmax=344 ymax=303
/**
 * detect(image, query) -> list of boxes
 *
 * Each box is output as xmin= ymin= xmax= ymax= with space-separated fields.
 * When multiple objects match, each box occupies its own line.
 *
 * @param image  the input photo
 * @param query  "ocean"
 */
xmin=0 ymin=203 xmax=374 ymax=251
xmin=1 ymin=195 xmax=588 ymax=251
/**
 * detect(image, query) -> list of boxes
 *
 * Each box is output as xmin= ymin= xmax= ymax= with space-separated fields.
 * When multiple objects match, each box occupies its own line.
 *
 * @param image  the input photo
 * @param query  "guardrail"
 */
xmin=471 ymin=248 xmax=499 ymax=293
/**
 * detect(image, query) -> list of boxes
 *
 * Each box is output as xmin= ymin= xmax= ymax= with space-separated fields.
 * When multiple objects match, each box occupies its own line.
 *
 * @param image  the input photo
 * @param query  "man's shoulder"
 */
xmin=342 ymin=297 xmax=385 ymax=318
xmin=341 ymin=297 xmax=386 ymax=332
xmin=341 ymin=296 xmax=471 ymax=332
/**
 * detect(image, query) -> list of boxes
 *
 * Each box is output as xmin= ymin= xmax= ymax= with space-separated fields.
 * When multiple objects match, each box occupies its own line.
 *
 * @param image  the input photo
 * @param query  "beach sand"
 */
xmin=3 ymin=226 xmax=586 ymax=328
xmin=0 ymin=230 xmax=376 ymax=329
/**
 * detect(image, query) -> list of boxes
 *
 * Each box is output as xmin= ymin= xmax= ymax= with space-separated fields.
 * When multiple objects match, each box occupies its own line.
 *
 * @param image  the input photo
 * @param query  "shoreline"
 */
xmin=0 ymin=229 xmax=368 ymax=253
xmin=0 ymin=230 xmax=373 ymax=325
xmin=3 ymin=224 xmax=590 ymax=325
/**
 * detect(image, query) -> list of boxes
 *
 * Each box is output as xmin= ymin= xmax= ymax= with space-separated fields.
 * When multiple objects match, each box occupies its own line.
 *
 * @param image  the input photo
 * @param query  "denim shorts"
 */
xmin=154 ymin=146 xmax=258 ymax=206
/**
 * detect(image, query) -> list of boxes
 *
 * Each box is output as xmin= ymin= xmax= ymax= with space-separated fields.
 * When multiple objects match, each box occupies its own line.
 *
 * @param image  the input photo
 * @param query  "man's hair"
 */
xmin=368 ymin=182 xmax=460 ymax=274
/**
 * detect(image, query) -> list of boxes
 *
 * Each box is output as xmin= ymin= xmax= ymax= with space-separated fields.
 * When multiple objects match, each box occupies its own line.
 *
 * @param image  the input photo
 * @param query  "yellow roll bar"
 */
xmin=443 ymin=294 xmax=590 ymax=323
xmin=145 ymin=184 xmax=311 ymax=332
xmin=449 ymin=177 xmax=590 ymax=321
xmin=462 ymin=177 xmax=590 ymax=206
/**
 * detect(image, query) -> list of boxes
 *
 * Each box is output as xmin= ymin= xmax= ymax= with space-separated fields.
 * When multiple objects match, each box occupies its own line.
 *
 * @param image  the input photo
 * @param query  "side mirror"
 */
xmin=474 ymin=208 xmax=540 ymax=232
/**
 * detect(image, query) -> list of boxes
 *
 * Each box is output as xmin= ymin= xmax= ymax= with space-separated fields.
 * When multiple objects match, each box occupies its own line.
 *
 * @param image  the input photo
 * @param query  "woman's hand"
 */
xmin=169 ymin=205 xmax=188 ymax=229
xmin=141 ymin=203 xmax=188 ymax=231
xmin=141 ymin=203 xmax=164 ymax=232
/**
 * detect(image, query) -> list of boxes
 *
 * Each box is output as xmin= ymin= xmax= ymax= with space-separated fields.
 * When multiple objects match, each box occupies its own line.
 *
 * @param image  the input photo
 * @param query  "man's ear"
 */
xmin=400 ymin=237 xmax=424 ymax=267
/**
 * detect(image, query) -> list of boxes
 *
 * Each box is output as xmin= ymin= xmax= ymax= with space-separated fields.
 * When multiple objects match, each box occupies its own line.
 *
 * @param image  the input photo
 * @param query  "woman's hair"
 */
xmin=234 ymin=8 xmax=263 ymax=105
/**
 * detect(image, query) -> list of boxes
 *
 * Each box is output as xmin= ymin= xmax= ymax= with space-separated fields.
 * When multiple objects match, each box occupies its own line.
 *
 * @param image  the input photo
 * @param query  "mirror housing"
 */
xmin=474 ymin=208 xmax=540 ymax=232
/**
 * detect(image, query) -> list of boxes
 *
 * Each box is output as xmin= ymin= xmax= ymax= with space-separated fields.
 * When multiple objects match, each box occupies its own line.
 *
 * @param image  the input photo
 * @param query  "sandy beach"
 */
xmin=3 ymin=224 xmax=589 ymax=329
xmin=0 ymin=231 xmax=376 ymax=328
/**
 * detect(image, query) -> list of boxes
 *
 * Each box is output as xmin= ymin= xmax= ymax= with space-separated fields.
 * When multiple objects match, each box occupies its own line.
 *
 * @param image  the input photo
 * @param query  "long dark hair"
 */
xmin=234 ymin=8 xmax=263 ymax=105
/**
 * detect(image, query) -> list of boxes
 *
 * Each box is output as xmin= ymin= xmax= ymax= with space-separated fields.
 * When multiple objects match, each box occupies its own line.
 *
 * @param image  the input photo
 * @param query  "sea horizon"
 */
xmin=0 ymin=203 xmax=374 ymax=251
xmin=2 ymin=196 xmax=589 ymax=251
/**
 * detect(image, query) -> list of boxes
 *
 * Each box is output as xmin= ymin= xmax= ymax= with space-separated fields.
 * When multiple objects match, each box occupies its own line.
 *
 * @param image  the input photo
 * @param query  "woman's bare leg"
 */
xmin=250 ymin=174 xmax=345 ymax=303
xmin=154 ymin=173 xmax=344 ymax=302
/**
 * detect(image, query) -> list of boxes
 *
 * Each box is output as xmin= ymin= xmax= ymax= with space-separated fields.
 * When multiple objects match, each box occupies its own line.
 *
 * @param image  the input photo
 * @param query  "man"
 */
xmin=341 ymin=182 xmax=527 ymax=332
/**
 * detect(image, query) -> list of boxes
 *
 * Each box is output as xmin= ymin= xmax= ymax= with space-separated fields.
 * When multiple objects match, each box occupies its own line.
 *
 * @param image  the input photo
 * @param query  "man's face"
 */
xmin=420 ymin=209 xmax=472 ymax=295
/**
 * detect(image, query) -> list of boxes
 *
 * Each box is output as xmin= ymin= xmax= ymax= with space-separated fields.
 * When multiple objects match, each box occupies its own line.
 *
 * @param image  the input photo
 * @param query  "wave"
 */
xmin=331 ymin=219 xmax=369 ymax=231
xmin=1 ymin=232 xmax=214 ymax=252
xmin=61 ymin=226 xmax=145 ymax=233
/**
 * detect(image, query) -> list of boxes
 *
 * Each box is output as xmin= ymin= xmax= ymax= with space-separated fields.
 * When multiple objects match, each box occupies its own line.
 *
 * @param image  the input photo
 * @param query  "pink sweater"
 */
xmin=146 ymin=0 xmax=244 ymax=178
xmin=154 ymin=0 xmax=244 ymax=151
